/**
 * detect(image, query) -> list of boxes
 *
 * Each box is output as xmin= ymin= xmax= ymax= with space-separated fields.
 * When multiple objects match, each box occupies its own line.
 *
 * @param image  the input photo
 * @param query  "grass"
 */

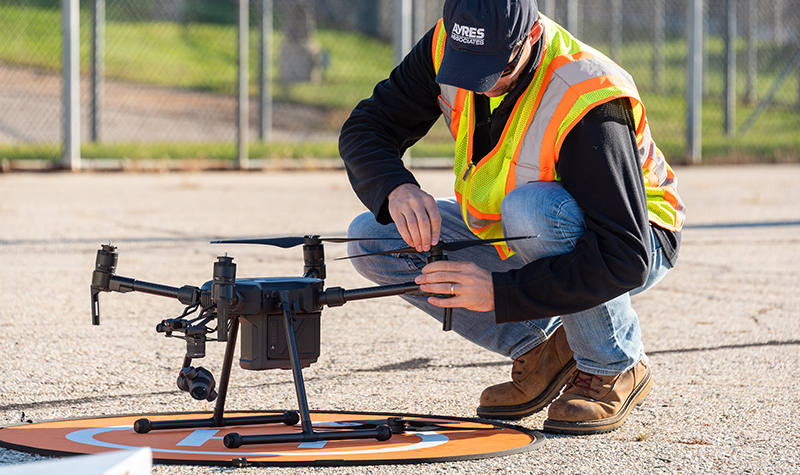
xmin=1 ymin=4 xmax=799 ymax=163
xmin=608 ymin=34 xmax=800 ymax=163
xmin=0 ymin=141 xmax=339 ymax=162
xmin=0 ymin=138 xmax=458 ymax=162
xmin=0 ymin=4 xmax=393 ymax=108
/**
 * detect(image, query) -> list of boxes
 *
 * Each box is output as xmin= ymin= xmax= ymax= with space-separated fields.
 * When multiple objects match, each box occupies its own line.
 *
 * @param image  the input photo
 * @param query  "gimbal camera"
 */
xmin=90 ymin=234 xmax=529 ymax=447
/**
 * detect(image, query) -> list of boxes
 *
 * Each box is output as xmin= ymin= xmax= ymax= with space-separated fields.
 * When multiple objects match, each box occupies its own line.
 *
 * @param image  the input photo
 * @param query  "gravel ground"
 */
xmin=1 ymin=165 xmax=799 ymax=474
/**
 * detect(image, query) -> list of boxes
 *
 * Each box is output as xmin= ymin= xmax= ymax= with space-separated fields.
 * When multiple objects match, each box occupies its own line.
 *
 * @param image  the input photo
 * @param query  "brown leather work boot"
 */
xmin=477 ymin=326 xmax=576 ymax=420
xmin=543 ymin=357 xmax=652 ymax=435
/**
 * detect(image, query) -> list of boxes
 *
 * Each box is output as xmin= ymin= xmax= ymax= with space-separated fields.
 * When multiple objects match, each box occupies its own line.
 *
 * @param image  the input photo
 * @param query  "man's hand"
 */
xmin=388 ymin=183 xmax=442 ymax=252
xmin=415 ymin=260 xmax=495 ymax=312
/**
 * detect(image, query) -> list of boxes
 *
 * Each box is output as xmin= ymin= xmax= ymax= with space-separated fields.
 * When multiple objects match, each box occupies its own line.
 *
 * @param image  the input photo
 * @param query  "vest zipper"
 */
xmin=461 ymin=161 xmax=474 ymax=181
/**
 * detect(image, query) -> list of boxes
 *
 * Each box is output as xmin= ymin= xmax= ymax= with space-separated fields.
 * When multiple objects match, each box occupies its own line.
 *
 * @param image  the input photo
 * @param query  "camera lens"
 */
xmin=190 ymin=385 xmax=210 ymax=401
xmin=177 ymin=367 xmax=217 ymax=402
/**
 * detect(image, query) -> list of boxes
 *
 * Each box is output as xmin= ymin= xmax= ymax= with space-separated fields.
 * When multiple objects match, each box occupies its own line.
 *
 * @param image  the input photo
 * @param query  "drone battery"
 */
xmin=238 ymin=313 xmax=320 ymax=370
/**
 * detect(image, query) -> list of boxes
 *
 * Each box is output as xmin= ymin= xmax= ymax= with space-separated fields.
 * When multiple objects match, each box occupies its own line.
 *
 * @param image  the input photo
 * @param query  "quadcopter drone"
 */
xmin=90 ymin=234 xmax=530 ymax=448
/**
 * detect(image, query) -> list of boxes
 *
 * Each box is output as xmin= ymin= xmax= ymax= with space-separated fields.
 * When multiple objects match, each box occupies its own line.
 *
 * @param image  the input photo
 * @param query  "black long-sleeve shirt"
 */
xmin=339 ymin=26 xmax=680 ymax=323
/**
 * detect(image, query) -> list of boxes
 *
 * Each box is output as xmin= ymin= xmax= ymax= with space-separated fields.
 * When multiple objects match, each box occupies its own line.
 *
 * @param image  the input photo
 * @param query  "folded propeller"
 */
xmin=212 ymin=234 xmax=535 ymax=258
xmin=338 ymin=235 xmax=534 ymax=260
xmin=211 ymin=235 xmax=402 ymax=249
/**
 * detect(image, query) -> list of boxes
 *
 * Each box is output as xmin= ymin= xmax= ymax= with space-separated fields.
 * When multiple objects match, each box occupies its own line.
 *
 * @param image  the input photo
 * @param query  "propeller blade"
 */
xmin=319 ymin=237 xmax=402 ymax=243
xmin=340 ymin=245 xmax=418 ymax=260
xmin=438 ymin=235 xmax=534 ymax=252
xmin=339 ymin=235 xmax=536 ymax=260
xmin=211 ymin=236 xmax=403 ymax=249
xmin=211 ymin=236 xmax=305 ymax=248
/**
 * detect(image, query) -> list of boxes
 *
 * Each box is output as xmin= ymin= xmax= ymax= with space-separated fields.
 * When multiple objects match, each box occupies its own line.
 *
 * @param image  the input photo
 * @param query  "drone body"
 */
xmin=205 ymin=276 xmax=322 ymax=370
xmin=89 ymin=236 xmax=425 ymax=447
xmin=89 ymin=234 xmax=532 ymax=447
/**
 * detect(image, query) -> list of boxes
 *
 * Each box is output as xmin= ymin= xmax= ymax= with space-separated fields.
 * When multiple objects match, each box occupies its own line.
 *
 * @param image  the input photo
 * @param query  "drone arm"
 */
xmin=318 ymin=281 xmax=422 ymax=307
xmin=91 ymin=273 xmax=201 ymax=325
xmin=91 ymin=244 xmax=202 ymax=325
xmin=104 ymin=275 xmax=201 ymax=302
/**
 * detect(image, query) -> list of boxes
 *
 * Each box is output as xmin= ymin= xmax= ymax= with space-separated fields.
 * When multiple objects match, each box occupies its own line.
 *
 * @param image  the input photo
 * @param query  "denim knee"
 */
xmin=346 ymin=211 xmax=381 ymax=278
xmin=502 ymin=183 xmax=584 ymax=231
xmin=501 ymin=182 xmax=585 ymax=261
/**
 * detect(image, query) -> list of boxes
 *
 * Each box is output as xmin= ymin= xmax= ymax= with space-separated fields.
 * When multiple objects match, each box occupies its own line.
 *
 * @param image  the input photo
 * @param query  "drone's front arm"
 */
xmin=318 ymin=281 xmax=423 ymax=307
xmin=90 ymin=244 xmax=203 ymax=325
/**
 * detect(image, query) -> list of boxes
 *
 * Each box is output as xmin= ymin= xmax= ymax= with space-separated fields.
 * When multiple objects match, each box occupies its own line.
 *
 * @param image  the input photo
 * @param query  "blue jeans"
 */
xmin=347 ymin=182 xmax=672 ymax=376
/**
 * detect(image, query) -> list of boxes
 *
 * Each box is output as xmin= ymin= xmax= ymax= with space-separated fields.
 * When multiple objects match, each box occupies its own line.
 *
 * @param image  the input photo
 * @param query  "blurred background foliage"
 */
xmin=1 ymin=0 xmax=799 ymax=164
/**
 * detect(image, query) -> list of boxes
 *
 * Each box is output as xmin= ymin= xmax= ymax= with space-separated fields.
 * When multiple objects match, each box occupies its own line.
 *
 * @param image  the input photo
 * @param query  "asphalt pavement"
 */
xmin=0 ymin=164 xmax=798 ymax=474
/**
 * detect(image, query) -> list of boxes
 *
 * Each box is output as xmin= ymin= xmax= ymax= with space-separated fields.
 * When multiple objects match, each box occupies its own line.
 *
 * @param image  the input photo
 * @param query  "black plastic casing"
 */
xmin=201 ymin=277 xmax=323 ymax=370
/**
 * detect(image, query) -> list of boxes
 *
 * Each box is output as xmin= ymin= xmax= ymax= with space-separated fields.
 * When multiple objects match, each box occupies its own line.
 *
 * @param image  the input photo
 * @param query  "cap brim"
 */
xmin=435 ymin=40 xmax=511 ymax=93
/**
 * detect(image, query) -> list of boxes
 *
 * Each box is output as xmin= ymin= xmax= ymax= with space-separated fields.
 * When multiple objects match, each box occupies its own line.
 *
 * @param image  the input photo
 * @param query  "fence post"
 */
xmin=62 ymin=0 xmax=80 ymax=171
xmin=396 ymin=0 xmax=413 ymax=66
xmin=259 ymin=0 xmax=273 ymax=142
xmin=653 ymin=0 xmax=665 ymax=93
xmin=744 ymin=0 xmax=757 ymax=104
xmin=237 ymin=0 xmax=249 ymax=169
xmin=610 ymin=0 xmax=622 ymax=63
xmin=413 ymin=0 xmax=426 ymax=41
xmin=687 ymin=0 xmax=703 ymax=163
xmin=91 ymin=0 xmax=105 ymax=143
xmin=542 ymin=0 xmax=555 ymax=20
xmin=725 ymin=0 xmax=737 ymax=137
xmin=702 ymin=0 xmax=709 ymax=98
xmin=566 ymin=0 xmax=579 ymax=38
xmin=395 ymin=0 xmax=413 ymax=165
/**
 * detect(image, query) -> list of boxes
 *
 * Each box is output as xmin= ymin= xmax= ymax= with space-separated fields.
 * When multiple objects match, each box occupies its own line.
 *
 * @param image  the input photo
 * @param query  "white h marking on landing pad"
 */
xmin=66 ymin=427 xmax=448 ymax=456
xmin=175 ymin=429 xmax=223 ymax=446
xmin=175 ymin=427 xmax=333 ymax=449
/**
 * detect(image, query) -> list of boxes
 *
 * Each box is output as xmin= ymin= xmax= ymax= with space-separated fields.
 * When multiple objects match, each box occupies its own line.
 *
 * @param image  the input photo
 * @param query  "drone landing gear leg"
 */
xmin=133 ymin=317 xmax=299 ymax=434
xmin=223 ymin=292 xmax=392 ymax=448
xmin=427 ymin=248 xmax=453 ymax=331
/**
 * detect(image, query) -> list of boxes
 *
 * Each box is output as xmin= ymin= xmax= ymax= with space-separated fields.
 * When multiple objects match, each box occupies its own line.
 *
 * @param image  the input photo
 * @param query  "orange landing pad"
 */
xmin=0 ymin=411 xmax=544 ymax=467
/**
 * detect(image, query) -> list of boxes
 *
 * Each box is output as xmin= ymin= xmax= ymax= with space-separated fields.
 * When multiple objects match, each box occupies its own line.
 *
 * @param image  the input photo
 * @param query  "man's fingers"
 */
xmin=387 ymin=184 xmax=440 ymax=251
xmin=429 ymin=210 xmax=442 ymax=246
xmin=393 ymin=216 xmax=413 ymax=249
xmin=419 ymin=281 xmax=457 ymax=296
xmin=419 ymin=260 xmax=473 ymax=275
xmin=417 ymin=272 xmax=462 ymax=288
xmin=404 ymin=194 xmax=436 ymax=251
xmin=427 ymin=295 xmax=463 ymax=308
xmin=393 ymin=209 xmax=428 ymax=251
xmin=424 ymin=199 xmax=442 ymax=246
xmin=413 ymin=208 xmax=432 ymax=251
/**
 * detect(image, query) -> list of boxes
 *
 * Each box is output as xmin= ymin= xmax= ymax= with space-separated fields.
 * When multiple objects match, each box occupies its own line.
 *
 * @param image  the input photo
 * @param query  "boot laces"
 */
xmin=511 ymin=357 xmax=525 ymax=376
xmin=568 ymin=372 xmax=602 ymax=394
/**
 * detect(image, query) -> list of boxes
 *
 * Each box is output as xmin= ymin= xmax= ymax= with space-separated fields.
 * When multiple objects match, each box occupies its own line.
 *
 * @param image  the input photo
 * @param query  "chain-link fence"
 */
xmin=1 ymin=0 xmax=799 ymax=166
xmin=551 ymin=0 xmax=800 ymax=162
xmin=0 ymin=0 xmax=63 ymax=146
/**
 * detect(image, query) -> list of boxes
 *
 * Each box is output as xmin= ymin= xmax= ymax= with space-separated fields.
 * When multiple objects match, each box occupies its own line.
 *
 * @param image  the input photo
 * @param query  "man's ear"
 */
xmin=530 ymin=20 xmax=544 ymax=44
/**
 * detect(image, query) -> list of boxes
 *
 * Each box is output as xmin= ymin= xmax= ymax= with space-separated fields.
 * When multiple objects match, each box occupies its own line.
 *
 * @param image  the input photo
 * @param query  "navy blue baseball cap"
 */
xmin=437 ymin=0 xmax=538 ymax=93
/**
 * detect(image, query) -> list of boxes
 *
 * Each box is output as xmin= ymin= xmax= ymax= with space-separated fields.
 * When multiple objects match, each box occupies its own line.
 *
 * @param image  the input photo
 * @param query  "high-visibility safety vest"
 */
xmin=432 ymin=15 xmax=685 ymax=258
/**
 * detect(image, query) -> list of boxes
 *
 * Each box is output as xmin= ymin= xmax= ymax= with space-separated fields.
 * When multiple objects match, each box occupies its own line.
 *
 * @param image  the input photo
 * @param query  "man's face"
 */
xmin=479 ymin=20 xmax=542 ymax=97
xmin=480 ymin=37 xmax=531 ymax=97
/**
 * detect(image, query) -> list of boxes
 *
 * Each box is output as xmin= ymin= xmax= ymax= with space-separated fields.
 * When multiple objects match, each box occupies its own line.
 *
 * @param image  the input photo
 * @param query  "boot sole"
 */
xmin=476 ymin=358 xmax=577 ymax=421
xmin=542 ymin=367 xmax=653 ymax=435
